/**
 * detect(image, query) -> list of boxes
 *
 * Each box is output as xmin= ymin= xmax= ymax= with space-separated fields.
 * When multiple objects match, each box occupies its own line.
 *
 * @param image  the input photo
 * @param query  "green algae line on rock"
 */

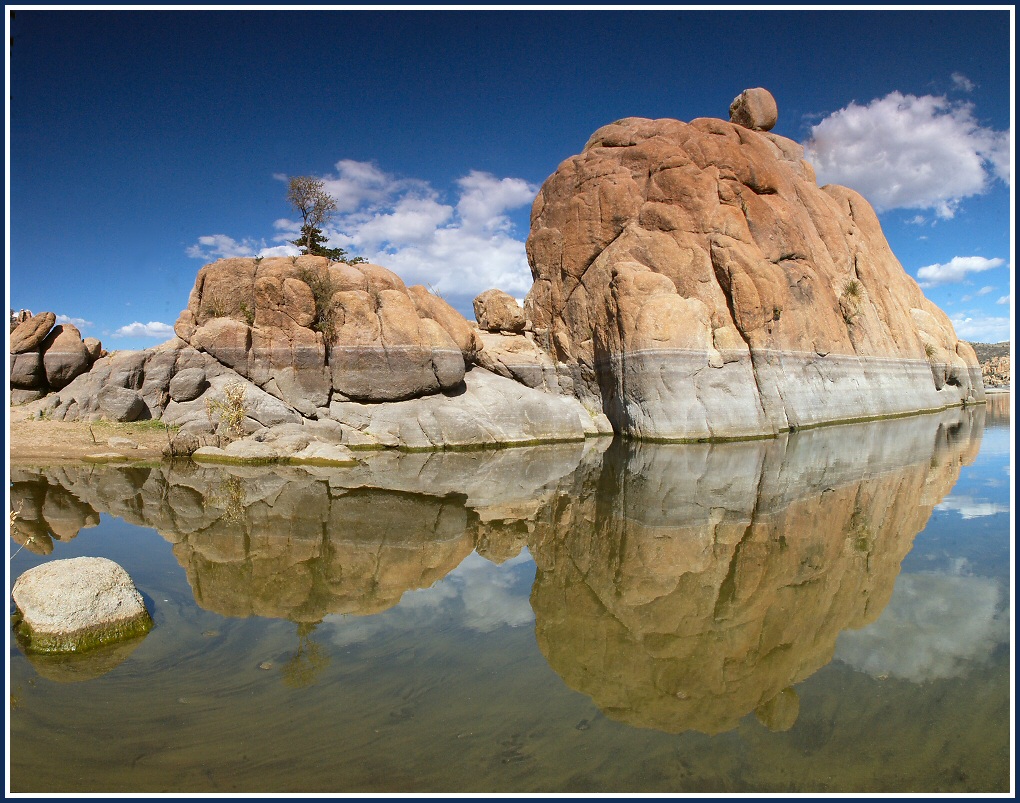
xmin=11 ymin=556 xmax=153 ymax=654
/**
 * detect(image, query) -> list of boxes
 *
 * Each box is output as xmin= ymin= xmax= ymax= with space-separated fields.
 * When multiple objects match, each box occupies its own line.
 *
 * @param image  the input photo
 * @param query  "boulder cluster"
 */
xmin=10 ymin=311 xmax=105 ymax=405
xmin=23 ymin=257 xmax=606 ymax=454
xmin=10 ymin=89 xmax=985 ymax=449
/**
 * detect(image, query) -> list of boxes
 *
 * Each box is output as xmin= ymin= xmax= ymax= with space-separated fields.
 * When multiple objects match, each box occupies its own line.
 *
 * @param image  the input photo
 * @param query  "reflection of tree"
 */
xmin=280 ymin=622 xmax=330 ymax=689
xmin=206 ymin=474 xmax=247 ymax=524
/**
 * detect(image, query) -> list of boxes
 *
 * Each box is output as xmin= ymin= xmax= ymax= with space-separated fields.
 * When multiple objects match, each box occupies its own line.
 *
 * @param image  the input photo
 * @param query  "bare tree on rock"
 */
xmin=286 ymin=175 xmax=366 ymax=263
xmin=287 ymin=176 xmax=338 ymax=255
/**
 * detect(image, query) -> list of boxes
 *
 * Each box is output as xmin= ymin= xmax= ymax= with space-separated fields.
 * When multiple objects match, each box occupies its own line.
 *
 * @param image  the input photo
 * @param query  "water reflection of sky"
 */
xmin=323 ymin=550 xmax=536 ymax=647
xmin=834 ymin=570 xmax=1008 ymax=682
xmin=836 ymin=401 xmax=1012 ymax=685
xmin=935 ymin=494 xmax=1011 ymax=519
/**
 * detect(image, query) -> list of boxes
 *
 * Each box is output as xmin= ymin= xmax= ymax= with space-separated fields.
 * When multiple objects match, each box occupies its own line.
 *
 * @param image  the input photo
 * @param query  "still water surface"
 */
xmin=8 ymin=396 xmax=1012 ymax=793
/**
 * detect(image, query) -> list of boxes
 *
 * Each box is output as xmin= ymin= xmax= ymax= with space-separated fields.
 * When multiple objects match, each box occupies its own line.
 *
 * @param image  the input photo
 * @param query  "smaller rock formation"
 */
xmin=11 ymin=557 xmax=153 ymax=653
xmin=173 ymin=256 xmax=470 ymax=409
xmin=9 ymin=312 xmax=105 ymax=403
xmin=729 ymin=87 xmax=778 ymax=131
xmin=10 ymin=311 xmax=56 ymax=353
xmin=473 ymin=288 xmax=526 ymax=333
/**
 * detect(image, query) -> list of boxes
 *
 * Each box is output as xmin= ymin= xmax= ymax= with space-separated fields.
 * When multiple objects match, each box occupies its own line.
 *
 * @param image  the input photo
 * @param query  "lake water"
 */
xmin=8 ymin=395 xmax=1012 ymax=793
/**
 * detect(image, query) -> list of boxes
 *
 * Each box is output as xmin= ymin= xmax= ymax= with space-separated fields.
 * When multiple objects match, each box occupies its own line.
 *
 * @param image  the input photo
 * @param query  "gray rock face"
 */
xmin=10 ymin=351 xmax=45 ymax=389
xmin=195 ymin=440 xmax=280 ymax=463
xmin=11 ymin=557 xmax=153 ymax=653
xmin=327 ymin=366 xmax=601 ymax=449
xmin=168 ymin=367 xmax=208 ymax=402
xmin=50 ymin=340 xmax=222 ymax=424
xmin=97 ymin=385 xmax=147 ymax=422
xmin=10 ymin=388 xmax=46 ymax=405
xmin=474 ymin=330 xmax=563 ymax=393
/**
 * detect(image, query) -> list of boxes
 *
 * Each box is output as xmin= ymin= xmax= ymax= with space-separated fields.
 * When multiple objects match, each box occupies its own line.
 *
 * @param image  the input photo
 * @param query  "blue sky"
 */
xmin=6 ymin=7 xmax=1014 ymax=351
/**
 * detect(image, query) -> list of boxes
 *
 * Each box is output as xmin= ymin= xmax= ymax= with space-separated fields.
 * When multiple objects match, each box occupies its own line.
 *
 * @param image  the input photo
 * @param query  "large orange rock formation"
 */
xmin=525 ymin=89 xmax=983 ymax=439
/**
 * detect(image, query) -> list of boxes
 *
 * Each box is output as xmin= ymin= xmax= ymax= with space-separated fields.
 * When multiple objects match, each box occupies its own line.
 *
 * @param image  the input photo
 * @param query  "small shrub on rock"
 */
xmin=205 ymin=381 xmax=249 ymax=438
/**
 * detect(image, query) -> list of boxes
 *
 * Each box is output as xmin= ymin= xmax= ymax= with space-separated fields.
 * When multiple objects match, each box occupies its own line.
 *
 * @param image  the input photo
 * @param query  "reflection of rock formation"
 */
xmin=11 ymin=407 xmax=982 ymax=732
xmin=983 ymin=391 xmax=1009 ymax=425
xmin=10 ymin=443 xmax=598 ymax=622
xmin=10 ymin=469 xmax=102 ymax=554
xmin=528 ymin=406 xmax=984 ymax=735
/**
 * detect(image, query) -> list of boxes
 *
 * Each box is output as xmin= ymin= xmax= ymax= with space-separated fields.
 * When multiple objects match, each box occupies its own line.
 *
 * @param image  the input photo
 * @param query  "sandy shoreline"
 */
xmin=7 ymin=405 xmax=171 ymax=464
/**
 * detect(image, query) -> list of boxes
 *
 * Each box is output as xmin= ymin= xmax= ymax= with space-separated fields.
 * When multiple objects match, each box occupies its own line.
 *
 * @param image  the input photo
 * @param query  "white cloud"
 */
xmin=835 ymin=571 xmax=1008 ymax=683
xmin=455 ymin=171 xmax=536 ymax=232
xmin=322 ymin=548 xmax=535 ymax=645
xmin=949 ymin=314 xmax=1012 ymax=342
xmin=935 ymin=494 xmax=1010 ymax=519
xmin=996 ymin=296 xmax=1009 ymax=305
xmin=805 ymin=92 xmax=1010 ymax=218
xmin=354 ymin=195 xmax=454 ymax=248
xmin=187 ymin=232 xmax=300 ymax=260
xmin=259 ymin=244 xmax=301 ymax=258
xmin=452 ymin=551 xmax=535 ymax=632
xmin=186 ymin=234 xmax=258 ymax=260
xmin=194 ymin=161 xmax=539 ymax=298
xmin=396 ymin=550 xmax=534 ymax=632
xmin=976 ymin=286 xmax=995 ymax=296
xmin=905 ymin=214 xmax=927 ymax=226
xmin=273 ymin=217 xmax=299 ymax=232
xmin=320 ymin=159 xmax=412 ymax=213
xmin=916 ymin=255 xmax=1004 ymax=286
xmin=951 ymin=72 xmax=976 ymax=92
xmin=113 ymin=321 xmax=176 ymax=339
xmin=320 ymin=161 xmax=538 ymax=296
xmin=55 ymin=314 xmax=93 ymax=329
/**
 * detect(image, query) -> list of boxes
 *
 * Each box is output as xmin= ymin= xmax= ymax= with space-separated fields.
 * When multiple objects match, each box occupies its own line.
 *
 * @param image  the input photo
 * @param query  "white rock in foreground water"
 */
xmin=11 ymin=556 xmax=153 ymax=653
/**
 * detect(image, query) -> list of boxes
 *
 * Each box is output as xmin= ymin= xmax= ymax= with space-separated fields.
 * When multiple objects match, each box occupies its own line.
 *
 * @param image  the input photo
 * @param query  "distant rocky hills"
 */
xmin=966 ymin=341 xmax=1011 ymax=388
